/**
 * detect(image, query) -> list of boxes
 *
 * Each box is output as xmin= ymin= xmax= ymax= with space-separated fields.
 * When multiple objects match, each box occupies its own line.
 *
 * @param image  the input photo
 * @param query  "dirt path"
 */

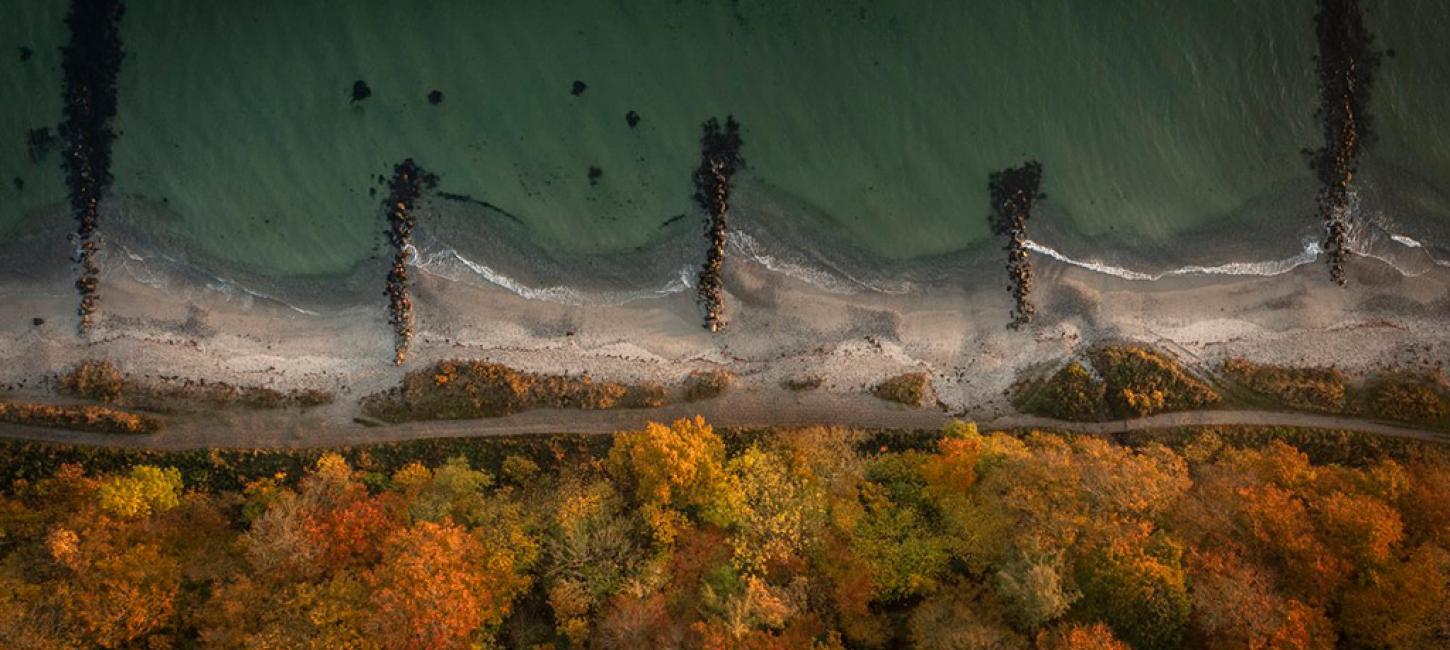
xmin=2 ymin=390 xmax=1446 ymax=450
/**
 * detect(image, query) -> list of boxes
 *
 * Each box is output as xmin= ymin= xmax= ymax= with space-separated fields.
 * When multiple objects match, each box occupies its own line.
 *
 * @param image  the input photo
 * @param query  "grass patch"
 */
xmin=360 ymin=360 xmax=668 ymax=423
xmin=58 ymin=359 xmax=333 ymax=413
xmin=872 ymin=372 xmax=932 ymax=407
xmin=0 ymin=401 xmax=160 ymax=434
xmin=683 ymin=369 xmax=735 ymax=402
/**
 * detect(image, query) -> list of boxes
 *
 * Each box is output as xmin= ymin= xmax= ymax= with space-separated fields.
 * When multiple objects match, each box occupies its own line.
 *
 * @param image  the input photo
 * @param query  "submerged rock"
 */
xmin=351 ymin=79 xmax=372 ymax=103
xmin=427 ymin=89 xmax=443 ymax=105
xmin=588 ymin=165 xmax=603 ymax=186
xmin=27 ymin=126 xmax=55 ymax=163
xmin=571 ymin=80 xmax=587 ymax=96
xmin=625 ymin=110 xmax=640 ymax=127
xmin=19 ymin=46 xmax=33 ymax=62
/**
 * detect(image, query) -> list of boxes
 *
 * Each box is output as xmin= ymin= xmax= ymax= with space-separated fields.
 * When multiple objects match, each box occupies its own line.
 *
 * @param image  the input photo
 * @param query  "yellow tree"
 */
xmin=608 ymin=416 xmax=733 ymax=544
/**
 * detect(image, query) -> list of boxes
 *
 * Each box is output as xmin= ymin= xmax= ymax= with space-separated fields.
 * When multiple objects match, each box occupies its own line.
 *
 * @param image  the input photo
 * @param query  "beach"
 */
xmin=2 ymin=195 xmax=1448 ymax=447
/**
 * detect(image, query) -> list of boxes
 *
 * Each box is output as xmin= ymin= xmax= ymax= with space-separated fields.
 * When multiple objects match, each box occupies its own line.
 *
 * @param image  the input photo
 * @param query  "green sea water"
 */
xmin=2 ymin=0 xmax=1448 ymax=278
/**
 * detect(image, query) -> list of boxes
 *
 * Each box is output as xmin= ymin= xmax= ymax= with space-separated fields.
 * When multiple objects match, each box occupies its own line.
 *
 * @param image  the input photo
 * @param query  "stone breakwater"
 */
xmin=691 ymin=116 xmax=743 ymax=332
xmin=1309 ymin=0 xmax=1380 ymax=287
xmin=59 ymin=0 xmax=125 ymax=333
xmin=382 ymin=159 xmax=436 ymax=365
xmin=988 ymin=160 xmax=1044 ymax=329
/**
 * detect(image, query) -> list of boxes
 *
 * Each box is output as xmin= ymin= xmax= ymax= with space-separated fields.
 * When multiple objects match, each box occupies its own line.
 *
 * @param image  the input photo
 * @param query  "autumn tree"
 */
xmin=367 ymin=519 xmax=529 ymax=649
xmin=608 ymin=416 xmax=733 ymax=544
xmin=1035 ymin=622 xmax=1130 ymax=650
xmin=1074 ymin=536 xmax=1192 ymax=650
xmin=1185 ymin=549 xmax=1334 ymax=649
xmin=1337 ymin=544 xmax=1450 ymax=648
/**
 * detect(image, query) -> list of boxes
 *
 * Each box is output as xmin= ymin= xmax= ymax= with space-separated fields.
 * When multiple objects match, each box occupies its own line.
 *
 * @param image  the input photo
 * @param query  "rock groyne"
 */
xmin=691 ymin=116 xmax=742 ymax=332
xmin=988 ymin=161 xmax=1044 ymax=329
xmin=1309 ymin=0 xmax=1381 ymax=286
xmin=59 ymin=0 xmax=125 ymax=333
xmin=382 ymin=159 xmax=436 ymax=365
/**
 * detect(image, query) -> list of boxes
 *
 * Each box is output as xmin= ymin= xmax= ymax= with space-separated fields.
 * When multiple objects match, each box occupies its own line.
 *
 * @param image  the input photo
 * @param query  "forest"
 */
xmin=0 ymin=419 xmax=1446 ymax=649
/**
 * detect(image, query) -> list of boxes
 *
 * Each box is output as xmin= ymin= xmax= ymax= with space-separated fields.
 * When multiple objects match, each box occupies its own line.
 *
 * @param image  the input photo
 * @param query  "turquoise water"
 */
xmin=2 ymin=0 xmax=1448 ymax=279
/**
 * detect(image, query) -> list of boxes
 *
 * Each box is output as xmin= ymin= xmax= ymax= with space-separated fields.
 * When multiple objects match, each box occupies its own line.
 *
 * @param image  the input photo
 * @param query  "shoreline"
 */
xmin=3 ymin=230 xmax=1449 ymax=447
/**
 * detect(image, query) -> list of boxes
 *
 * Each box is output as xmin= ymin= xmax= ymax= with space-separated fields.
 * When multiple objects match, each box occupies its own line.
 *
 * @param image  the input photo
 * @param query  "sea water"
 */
xmin=1 ymin=0 xmax=1447 ymax=301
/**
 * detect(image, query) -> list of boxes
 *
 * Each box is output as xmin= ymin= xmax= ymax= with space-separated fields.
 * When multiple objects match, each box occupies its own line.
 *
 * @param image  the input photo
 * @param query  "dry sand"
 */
xmin=2 ymin=240 xmax=1449 ymax=445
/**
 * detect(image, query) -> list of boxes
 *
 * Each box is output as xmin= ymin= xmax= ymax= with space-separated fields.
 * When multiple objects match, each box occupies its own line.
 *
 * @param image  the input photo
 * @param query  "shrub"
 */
xmin=58 ymin=359 xmax=125 ymax=403
xmin=1220 ymin=358 xmax=1348 ymax=412
xmin=872 ymin=373 xmax=932 ymax=407
xmin=780 ymin=375 xmax=823 ymax=392
xmin=499 ymin=455 xmax=540 ymax=485
xmin=683 ymin=370 xmax=735 ymax=402
xmin=0 ymin=400 xmax=161 ymax=434
xmin=1365 ymin=373 xmax=1449 ymax=426
xmin=1023 ymin=361 xmax=1106 ymax=421
xmin=361 ymin=360 xmax=669 ymax=423
xmin=1091 ymin=345 xmax=1219 ymax=418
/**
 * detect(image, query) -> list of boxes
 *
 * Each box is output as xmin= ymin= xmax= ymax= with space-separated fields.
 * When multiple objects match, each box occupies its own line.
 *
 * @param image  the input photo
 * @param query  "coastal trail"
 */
xmin=0 ymin=391 xmax=1445 ymax=451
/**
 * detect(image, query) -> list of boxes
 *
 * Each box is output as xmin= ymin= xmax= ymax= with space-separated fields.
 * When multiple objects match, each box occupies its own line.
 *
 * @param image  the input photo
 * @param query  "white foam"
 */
xmin=729 ymin=230 xmax=914 ymax=294
xmin=1391 ymin=234 xmax=1423 ymax=248
xmin=415 ymin=247 xmax=693 ymax=306
xmin=1024 ymin=237 xmax=1322 ymax=281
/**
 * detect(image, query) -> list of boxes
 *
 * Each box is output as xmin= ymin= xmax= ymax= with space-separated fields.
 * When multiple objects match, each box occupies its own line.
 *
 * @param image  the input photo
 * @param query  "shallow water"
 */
xmin=1 ymin=0 xmax=1447 ymax=293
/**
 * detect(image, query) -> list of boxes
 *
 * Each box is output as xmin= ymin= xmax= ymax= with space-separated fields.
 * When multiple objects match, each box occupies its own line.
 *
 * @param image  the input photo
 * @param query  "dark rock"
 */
xmin=11 ymin=177 xmax=21 ymax=191
xmin=625 ymin=110 xmax=640 ymax=127
xmin=351 ymin=79 xmax=372 ymax=103
xmin=18 ymin=47 xmax=32 ymax=62
xmin=588 ymin=166 xmax=603 ymax=186
xmin=693 ymin=116 xmax=744 ymax=332
xmin=571 ymin=80 xmax=587 ymax=96
xmin=988 ymin=160 xmax=1044 ymax=329
xmin=32 ymin=317 xmax=44 ymax=327
xmin=428 ymin=89 xmax=443 ymax=105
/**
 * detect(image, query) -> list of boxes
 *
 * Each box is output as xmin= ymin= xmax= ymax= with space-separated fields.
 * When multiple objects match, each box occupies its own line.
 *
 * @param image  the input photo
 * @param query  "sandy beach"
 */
xmin=2 ymin=202 xmax=1448 ymax=447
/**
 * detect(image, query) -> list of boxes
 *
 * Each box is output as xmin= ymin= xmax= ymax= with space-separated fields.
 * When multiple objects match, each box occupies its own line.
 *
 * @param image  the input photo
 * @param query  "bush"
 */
xmin=1091 ymin=345 xmax=1219 ymax=419
xmin=1021 ymin=361 xmax=1106 ymax=421
xmin=1219 ymin=358 xmax=1348 ymax=412
xmin=58 ymin=359 xmax=125 ymax=403
xmin=361 ymin=360 xmax=668 ymax=423
xmin=873 ymin=373 xmax=932 ymax=407
xmin=0 ymin=400 xmax=161 ymax=434
xmin=1365 ymin=373 xmax=1449 ymax=426
xmin=780 ymin=375 xmax=823 ymax=392
xmin=683 ymin=370 xmax=734 ymax=402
